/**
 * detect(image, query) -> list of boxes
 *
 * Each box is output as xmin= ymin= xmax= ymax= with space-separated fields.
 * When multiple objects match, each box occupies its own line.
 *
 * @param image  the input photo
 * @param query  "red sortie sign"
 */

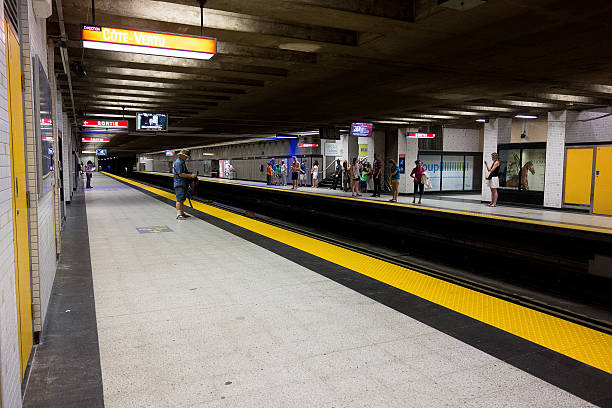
xmin=82 ymin=120 xmax=128 ymax=128
xmin=82 ymin=137 xmax=110 ymax=143
xmin=407 ymin=132 xmax=436 ymax=138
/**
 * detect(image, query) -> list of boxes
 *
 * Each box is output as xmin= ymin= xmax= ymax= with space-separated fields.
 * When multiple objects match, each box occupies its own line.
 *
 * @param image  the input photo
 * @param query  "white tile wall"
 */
xmin=442 ymin=127 xmax=480 ymax=152
xmin=566 ymin=110 xmax=612 ymax=144
xmin=20 ymin=0 xmax=55 ymax=332
xmin=544 ymin=111 xmax=567 ymax=208
xmin=398 ymin=128 xmax=419 ymax=194
xmin=0 ymin=1 xmax=25 ymax=406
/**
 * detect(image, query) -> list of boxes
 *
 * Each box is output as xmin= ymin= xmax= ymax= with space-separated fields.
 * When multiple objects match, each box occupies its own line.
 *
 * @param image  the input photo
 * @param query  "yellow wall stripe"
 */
xmin=134 ymin=171 xmax=612 ymax=235
xmin=107 ymin=172 xmax=612 ymax=374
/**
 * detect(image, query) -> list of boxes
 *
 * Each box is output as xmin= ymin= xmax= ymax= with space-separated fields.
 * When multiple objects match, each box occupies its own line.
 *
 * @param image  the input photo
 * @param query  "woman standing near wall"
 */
xmin=389 ymin=159 xmax=400 ymax=202
xmin=485 ymin=152 xmax=501 ymax=207
xmin=342 ymin=160 xmax=350 ymax=192
xmin=351 ymin=157 xmax=361 ymax=197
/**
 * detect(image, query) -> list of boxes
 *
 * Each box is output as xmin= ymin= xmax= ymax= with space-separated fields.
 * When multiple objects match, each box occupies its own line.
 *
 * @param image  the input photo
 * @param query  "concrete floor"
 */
xmin=86 ymin=174 xmax=594 ymax=407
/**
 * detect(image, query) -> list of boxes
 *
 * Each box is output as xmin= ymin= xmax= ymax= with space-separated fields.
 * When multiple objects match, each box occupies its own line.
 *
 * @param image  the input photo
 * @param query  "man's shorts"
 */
xmin=299 ymin=173 xmax=306 ymax=181
xmin=175 ymin=186 xmax=187 ymax=203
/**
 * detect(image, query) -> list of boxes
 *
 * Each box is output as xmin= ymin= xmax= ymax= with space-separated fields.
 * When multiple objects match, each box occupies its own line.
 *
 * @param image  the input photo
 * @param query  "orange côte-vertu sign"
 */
xmin=82 ymin=25 xmax=216 ymax=60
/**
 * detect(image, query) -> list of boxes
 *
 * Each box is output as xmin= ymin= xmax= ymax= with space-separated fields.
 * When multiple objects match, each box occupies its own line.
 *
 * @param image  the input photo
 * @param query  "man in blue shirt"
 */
xmin=173 ymin=149 xmax=197 ymax=220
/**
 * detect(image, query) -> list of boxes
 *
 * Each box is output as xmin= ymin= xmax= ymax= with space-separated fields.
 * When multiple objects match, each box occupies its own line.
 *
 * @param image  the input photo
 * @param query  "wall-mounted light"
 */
xmin=475 ymin=118 xmax=489 ymax=123
xmin=514 ymin=114 xmax=538 ymax=119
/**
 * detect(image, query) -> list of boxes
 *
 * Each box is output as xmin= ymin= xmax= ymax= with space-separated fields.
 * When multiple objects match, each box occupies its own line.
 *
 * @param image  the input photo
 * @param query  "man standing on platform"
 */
xmin=372 ymin=153 xmax=382 ymax=197
xmin=173 ymin=149 xmax=197 ymax=220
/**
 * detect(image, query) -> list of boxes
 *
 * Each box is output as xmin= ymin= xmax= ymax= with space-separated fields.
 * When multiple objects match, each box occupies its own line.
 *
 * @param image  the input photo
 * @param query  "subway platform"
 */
xmin=133 ymin=171 xmax=612 ymax=234
xmin=22 ymin=173 xmax=612 ymax=407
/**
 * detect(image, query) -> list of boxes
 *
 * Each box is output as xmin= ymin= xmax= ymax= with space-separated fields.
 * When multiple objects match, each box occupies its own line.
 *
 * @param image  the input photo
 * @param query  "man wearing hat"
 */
xmin=173 ymin=149 xmax=197 ymax=220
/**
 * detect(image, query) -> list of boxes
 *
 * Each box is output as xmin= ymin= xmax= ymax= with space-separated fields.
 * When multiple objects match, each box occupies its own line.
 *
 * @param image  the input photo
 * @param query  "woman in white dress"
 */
xmin=311 ymin=160 xmax=319 ymax=188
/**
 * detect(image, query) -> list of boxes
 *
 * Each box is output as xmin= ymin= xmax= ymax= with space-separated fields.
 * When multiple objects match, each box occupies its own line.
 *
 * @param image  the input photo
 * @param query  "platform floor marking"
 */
xmin=136 ymin=226 xmax=173 ymax=233
xmin=106 ymin=172 xmax=612 ymax=374
xmin=133 ymin=171 xmax=612 ymax=235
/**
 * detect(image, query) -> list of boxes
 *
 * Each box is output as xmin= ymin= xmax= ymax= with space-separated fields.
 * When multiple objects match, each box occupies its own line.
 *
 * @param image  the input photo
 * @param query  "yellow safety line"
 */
xmin=107 ymin=172 xmax=612 ymax=374
xmin=134 ymin=171 xmax=612 ymax=235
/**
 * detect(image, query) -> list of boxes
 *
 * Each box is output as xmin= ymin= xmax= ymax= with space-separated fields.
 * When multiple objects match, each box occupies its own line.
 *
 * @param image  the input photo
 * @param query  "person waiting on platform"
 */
xmin=173 ymin=149 xmax=197 ymax=220
xmin=351 ymin=157 xmax=361 ymax=197
xmin=281 ymin=160 xmax=288 ymax=185
xmin=485 ymin=152 xmax=501 ymax=207
xmin=360 ymin=163 xmax=369 ymax=193
xmin=311 ymin=160 xmax=319 ymax=188
xmin=372 ymin=154 xmax=382 ymax=197
xmin=342 ymin=160 xmax=350 ymax=192
xmin=291 ymin=157 xmax=301 ymax=190
xmin=275 ymin=162 xmax=282 ymax=185
xmin=389 ymin=159 xmax=400 ymax=202
xmin=410 ymin=160 xmax=426 ymax=204
xmin=299 ymin=160 xmax=308 ymax=186
xmin=85 ymin=160 xmax=95 ymax=189
xmin=332 ymin=159 xmax=342 ymax=190
xmin=266 ymin=162 xmax=272 ymax=185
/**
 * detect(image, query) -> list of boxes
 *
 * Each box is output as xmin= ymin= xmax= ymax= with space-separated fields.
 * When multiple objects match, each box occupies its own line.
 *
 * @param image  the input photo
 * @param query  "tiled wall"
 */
xmin=481 ymin=118 xmax=511 ymax=201
xmin=20 ymin=0 xmax=55 ymax=332
xmin=544 ymin=111 xmax=567 ymax=208
xmin=442 ymin=127 xmax=480 ymax=152
xmin=0 ymin=1 xmax=24 ymax=406
xmin=566 ymin=110 xmax=612 ymax=144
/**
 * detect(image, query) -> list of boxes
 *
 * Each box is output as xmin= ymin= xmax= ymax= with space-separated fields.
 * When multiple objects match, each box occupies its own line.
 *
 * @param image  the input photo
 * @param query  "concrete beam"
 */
xmin=60 ymin=0 xmax=357 ymax=46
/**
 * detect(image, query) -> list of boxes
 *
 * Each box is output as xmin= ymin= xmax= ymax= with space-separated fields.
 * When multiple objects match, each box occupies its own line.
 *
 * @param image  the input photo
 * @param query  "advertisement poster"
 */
xmin=464 ymin=156 xmax=474 ymax=190
xmin=441 ymin=155 xmax=464 ymax=191
xmin=420 ymin=155 xmax=441 ymax=191
xmin=324 ymin=142 xmax=341 ymax=156
xmin=399 ymin=154 xmax=405 ymax=174
xmin=359 ymin=144 xmax=368 ymax=157
xmin=520 ymin=149 xmax=546 ymax=191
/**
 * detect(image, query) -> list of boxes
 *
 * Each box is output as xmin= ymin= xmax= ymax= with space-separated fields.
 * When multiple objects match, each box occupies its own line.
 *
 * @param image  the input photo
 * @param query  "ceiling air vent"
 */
xmin=438 ymin=0 xmax=487 ymax=10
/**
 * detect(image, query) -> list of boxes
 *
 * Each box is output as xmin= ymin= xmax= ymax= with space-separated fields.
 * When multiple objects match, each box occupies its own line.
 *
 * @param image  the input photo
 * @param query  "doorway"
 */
xmin=6 ymin=21 xmax=34 ymax=378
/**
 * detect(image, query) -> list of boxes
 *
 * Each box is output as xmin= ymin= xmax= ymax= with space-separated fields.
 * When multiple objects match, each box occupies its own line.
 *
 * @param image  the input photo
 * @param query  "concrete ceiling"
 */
xmin=49 ymin=0 xmax=612 ymax=152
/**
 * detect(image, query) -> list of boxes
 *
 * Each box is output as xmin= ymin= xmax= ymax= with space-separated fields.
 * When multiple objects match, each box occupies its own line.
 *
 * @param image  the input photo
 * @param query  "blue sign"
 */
xmin=350 ymin=123 xmax=373 ymax=137
xmin=399 ymin=157 xmax=405 ymax=174
xmin=96 ymin=149 xmax=107 ymax=156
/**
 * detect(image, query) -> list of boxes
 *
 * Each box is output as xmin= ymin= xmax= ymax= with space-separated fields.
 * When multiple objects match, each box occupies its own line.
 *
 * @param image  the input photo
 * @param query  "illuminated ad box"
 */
xmin=83 ymin=120 xmax=129 ymax=128
xmin=82 ymin=25 xmax=217 ymax=60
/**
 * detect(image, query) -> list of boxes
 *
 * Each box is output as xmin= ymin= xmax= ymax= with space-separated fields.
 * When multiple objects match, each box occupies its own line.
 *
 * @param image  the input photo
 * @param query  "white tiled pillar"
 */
xmin=481 ymin=118 xmax=511 ymax=202
xmin=544 ymin=111 xmax=567 ymax=208
xmin=397 ymin=128 xmax=418 ymax=194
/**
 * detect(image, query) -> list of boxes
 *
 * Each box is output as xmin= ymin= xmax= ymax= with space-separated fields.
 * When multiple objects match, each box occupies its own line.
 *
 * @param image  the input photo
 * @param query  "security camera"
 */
xmin=521 ymin=132 xmax=527 ymax=139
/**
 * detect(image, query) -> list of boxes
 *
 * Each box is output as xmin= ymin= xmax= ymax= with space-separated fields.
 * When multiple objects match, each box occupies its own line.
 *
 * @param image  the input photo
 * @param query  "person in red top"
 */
xmin=266 ymin=162 xmax=272 ymax=185
xmin=410 ymin=160 xmax=426 ymax=204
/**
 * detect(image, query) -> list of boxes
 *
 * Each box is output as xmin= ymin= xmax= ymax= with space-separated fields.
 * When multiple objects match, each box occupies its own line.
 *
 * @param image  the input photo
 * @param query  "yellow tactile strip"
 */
xmin=134 ymin=171 xmax=612 ymax=236
xmin=107 ymin=172 xmax=612 ymax=374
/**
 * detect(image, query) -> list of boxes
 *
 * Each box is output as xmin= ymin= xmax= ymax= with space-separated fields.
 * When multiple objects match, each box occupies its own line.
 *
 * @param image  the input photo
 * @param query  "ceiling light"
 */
xmin=438 ymin=110 xmax=481 ymax=116
xmin=463 ymin=105 xmax=514 ymax=112
xmin=278 ymin=43 xmax=321 ymax=52
xmin=536 ymin=93 xmax=597 ymax=103
xmin=386 ymin=118 xmax=432 ymax=122
xmin=411 ymin=114 xmax=456 ymax=119
xmin=373 ymin=120 xmax=411 ymax=125
xmin=475 ymin=118 xmax=489 ymax=123
xmin=497 ymin=100 xmax=556 ymax=108
xmin=515 ymin=114 xmax=538 ymax=119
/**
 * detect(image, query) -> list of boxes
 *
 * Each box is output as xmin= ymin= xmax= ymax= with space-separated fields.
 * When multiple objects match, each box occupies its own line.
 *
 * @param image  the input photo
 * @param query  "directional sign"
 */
xmin=83 ymin=120 xmax=128 ymax=128
xmin=82 ymin=25 xmax=217 ymax=60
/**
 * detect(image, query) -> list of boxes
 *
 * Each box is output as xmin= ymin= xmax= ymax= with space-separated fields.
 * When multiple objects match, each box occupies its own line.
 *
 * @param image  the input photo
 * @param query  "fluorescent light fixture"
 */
xmin=202 ymin=152 xmax=215 ymax=156
xmin=82 ymin=150 xmax=96 ymax=154
xmin=536 ymin=93 xmax=597 ymax=103
xmin=387 ymin=117 xmax=432 ymax=122
xmin=475 ymin=118 xmax=489 ymax=123
xmin=463 ymin=105 xmax=514 ymax=112
xmin=373 ymin=120 xmax=411 ymax=125
xmin=411 ymin=114 xmax=457 ymax=120
xmin=497 ymin=100 xmax=557 ymax=108
xmin=514 ymin=114 xmax=538 ymax=119
xmin=438 ymin=110 xmax=481 ymax=116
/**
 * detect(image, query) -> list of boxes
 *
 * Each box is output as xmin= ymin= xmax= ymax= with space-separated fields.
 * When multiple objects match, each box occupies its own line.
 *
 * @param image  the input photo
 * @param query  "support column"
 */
xmin=481 ymin=118 xmax=511 ymax=202
xmin=544 ymin=111 xmax=567 ymax=208
xmin=397 ymin=128 xmax=418 ymax=194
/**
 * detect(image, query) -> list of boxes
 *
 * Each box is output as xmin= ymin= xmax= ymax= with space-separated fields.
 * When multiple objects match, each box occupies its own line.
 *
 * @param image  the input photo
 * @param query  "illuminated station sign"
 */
xmin=82 ymin=25 xmax=217 ymax=60
xmin=82 ymin=120 xmax=128 ymax=128
xmin=82 ymin=137 xmax=110 ymax=143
